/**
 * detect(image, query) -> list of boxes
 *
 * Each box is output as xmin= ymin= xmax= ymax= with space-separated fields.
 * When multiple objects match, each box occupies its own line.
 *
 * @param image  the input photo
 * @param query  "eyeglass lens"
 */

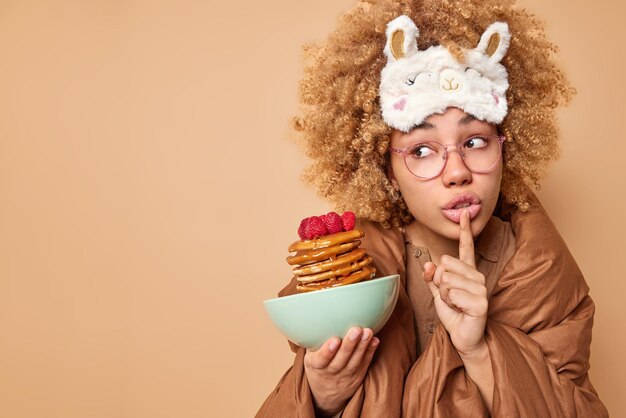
xmin=405 ymin=135 xmax=501 ymax=179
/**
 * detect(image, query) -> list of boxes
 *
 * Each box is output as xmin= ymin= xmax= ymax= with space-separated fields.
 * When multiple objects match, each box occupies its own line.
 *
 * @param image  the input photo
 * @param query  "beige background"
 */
xmin=0 ymin=0 xmax=623 ymax=417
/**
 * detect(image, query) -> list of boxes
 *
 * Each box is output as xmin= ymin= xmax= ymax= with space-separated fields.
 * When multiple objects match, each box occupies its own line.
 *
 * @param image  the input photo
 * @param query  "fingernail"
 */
xmin=361 ymin=329 xmax=372 ymax=341
xmin=349 ymin=328 xmax=361 ymax=342
xmin=370 ymin=337 xmax=380 ymax=348
xmin=329 ymin=339 xmax=339 ymax=352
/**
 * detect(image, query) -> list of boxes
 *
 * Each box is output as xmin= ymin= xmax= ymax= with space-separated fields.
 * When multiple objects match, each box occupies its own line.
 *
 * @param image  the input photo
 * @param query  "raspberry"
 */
xmin=341 ymin=211 xmax=356 ymax=231
xmin=305 ymin=216 xmax=328 ymax=240
xmin=297 ymin=217 xmax=309 ymax=240
xmin=323 ymin=211 xmax=344 ymax=234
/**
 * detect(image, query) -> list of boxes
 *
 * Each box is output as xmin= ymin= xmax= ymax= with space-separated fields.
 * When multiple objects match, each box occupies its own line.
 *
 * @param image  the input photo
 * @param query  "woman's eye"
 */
xmin=464 ymin=137 xmax=488 ymax=149
xmin=409 ymin=144 xmax=435 ymax=158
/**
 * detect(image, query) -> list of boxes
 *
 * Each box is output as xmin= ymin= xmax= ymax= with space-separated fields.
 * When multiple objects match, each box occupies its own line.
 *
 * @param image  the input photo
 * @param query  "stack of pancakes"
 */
xmin=286 ymin=229 xmax=376 ymax=292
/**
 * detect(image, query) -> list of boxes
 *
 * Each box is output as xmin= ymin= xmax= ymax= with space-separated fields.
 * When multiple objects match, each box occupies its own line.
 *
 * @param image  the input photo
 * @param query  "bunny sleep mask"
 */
xmin=379 ymin=15 xmax=511 ymax=132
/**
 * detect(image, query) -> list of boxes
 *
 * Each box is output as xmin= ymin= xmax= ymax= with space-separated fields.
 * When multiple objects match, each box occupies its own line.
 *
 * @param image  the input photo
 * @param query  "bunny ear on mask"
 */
xmin=475 ymin=22 xmax=511 ymax=63
xmin=383 ymin=15 xmax=419 ymax=62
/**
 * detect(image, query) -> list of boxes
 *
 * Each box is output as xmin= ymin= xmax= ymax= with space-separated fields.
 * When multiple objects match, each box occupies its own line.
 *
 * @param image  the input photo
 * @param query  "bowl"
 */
xmin=263 ymin=274 xmax=400 ymax=350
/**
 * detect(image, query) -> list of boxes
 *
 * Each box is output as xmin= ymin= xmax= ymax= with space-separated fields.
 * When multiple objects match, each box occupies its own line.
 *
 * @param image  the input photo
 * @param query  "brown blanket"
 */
xmin=257 ymin=192 xmax=608 ymax=417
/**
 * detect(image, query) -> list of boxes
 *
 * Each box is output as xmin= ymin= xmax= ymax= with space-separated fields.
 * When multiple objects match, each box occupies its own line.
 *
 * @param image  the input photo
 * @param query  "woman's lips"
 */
xmin=442 ymin=203 xmax=482 ymax=223
xmin=442 ymin=192 xmax=482 ymax=223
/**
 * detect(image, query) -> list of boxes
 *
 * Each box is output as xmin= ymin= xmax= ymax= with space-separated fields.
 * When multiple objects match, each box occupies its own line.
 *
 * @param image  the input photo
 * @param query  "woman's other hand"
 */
xmin=304 ymin=327 xmax=379 ymax=417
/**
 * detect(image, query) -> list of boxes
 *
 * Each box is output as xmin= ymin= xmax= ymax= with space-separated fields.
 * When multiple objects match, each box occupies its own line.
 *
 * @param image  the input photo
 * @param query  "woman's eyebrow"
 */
xmin=458 ymin=114 xmax=477 ymax=125
xmin=412 ymin=121 xmax=435 ymax=130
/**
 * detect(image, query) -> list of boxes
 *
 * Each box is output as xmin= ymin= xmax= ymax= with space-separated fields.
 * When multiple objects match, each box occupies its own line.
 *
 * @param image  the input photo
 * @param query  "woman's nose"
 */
xmin=441 ymin=151 xmax=472 ymax=186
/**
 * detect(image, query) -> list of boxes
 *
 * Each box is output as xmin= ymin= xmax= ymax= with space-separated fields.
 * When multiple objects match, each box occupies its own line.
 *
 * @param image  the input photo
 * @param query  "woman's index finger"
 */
xmin=459 ymin=209 xmax=476 ymax=267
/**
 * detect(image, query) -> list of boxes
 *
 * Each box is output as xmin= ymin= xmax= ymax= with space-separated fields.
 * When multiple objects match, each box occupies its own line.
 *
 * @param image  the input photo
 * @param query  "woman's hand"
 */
xmin=423 ymin=209 xmax=488 ymax=356
xmin=424 ymin=209 xmax=494 ymax=411
xmin=304 ymin=327 xmax=379 ymax=417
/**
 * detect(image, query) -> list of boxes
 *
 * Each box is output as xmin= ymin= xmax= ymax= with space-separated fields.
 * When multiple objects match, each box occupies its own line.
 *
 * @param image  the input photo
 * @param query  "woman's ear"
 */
xmin=387 ymin=166 xmax=400 ymax=191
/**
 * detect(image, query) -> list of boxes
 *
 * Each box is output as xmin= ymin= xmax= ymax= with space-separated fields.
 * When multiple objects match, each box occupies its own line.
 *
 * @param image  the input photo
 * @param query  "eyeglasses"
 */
xmin=389 ymin=134 xmax=505 ymax=180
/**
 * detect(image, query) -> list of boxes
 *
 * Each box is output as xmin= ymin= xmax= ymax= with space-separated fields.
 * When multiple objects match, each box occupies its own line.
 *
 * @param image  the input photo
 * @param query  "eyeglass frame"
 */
xmin=389 ymin=133 xmax=506 ymax=180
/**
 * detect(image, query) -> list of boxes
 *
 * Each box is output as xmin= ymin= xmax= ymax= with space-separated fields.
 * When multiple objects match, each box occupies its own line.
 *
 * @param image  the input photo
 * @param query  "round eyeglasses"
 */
xmin=389 ymin=134 xmax=506 ymax=180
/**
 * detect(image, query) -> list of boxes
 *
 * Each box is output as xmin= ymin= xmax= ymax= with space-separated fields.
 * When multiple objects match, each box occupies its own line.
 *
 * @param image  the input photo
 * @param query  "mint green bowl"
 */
xmin=263 ymin=275 xmax=400 ymax=349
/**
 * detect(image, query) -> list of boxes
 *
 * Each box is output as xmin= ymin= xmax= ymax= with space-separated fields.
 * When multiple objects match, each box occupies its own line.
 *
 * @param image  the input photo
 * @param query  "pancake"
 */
xmin=287 ymin=228 xmax=375 ymax=292
xmin=296 ymin=267 xmax=376 ymax=292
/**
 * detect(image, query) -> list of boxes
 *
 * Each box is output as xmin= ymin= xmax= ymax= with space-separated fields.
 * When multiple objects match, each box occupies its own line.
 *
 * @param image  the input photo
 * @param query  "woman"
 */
xmin=257 ymin=0 xmax=608 ymax=416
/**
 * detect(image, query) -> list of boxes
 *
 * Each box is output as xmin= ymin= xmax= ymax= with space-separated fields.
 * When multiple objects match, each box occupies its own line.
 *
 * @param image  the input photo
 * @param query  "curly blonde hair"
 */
xmin=293 ymin=0 xmax=574 ymax=229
